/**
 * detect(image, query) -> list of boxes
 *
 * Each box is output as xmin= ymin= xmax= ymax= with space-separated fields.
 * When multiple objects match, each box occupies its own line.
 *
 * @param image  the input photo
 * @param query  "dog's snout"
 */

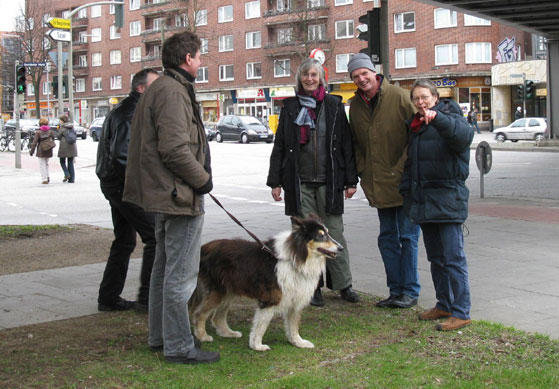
xmin=331 ymin=237 xmax=344 ymax=251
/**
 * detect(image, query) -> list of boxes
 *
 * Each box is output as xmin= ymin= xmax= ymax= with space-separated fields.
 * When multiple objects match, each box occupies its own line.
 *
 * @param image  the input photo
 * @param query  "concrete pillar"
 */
xmin=546 ymin=39 xmax=559 ymax=139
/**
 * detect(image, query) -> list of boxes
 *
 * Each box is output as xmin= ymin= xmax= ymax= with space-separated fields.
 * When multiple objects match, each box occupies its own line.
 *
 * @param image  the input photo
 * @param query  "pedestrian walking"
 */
xmin=96 ymin=68 xmax=159 ymax=313
xmin=267 ymin=58 xmax=360 ymax=307
xmin=29 ymin=117 xmax=55 ymax=184
xmin=348 ymin=53 xmax=421 ymax=309
xmin=56 ymin=115 xmax=77 ymax=183
xmin=401 ymin=79 xmax=474 ymax=331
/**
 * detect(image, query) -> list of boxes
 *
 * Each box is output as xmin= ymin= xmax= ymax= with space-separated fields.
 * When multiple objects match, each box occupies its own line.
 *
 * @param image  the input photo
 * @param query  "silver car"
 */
xmin=495 ymin=117 xmax=548 ymax=142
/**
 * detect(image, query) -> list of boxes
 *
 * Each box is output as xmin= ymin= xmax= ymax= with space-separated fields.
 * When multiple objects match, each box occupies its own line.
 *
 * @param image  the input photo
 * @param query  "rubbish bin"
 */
xmin=488 ymin=119 xmax=494 ymax=132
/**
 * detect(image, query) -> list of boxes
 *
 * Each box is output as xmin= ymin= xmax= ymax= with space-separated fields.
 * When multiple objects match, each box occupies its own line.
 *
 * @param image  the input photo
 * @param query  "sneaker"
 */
xmin=436 ymin=317 xmax=472 ymax=331
xmin=391 ymin=294 xmax=417 ymax=309
xmin=340 ymin=286 xmax=360 ymax=303
xmin=151 ymin=337 xmax=202 ymax=352
xmin=98 ymin=297 xmax=135 ymax=312
xmin=63 ymin=176 xmax=69 ymax=182
xmin=42 ymin=180 xmax=48 ymax=184
xmin=418 ymin=307 xmax=451 ymax=321
xmin=375 ymin=295 xmax=398 ymax=308
xmin=165 ymin=348 xmax=220 ymax=364
xmin=310 ymin=288 xmax=324 ymax=307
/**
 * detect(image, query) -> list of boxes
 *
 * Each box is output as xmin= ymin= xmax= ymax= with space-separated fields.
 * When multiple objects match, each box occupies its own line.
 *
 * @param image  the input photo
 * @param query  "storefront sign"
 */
xmin=198 ymin=93 xmax=220 ymax=101
xmin=237 ymin=88 xmax=265 ymax=99
xmin=433 ymin=78 xmax=457 ymax=87
xmin=270 ymin=87 xmax=295 ymax=98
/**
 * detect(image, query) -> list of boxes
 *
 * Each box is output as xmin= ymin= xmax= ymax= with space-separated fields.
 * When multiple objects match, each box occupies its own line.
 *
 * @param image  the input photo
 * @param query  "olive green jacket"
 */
xmin=349 ymin=78 xmax=415 ymax=209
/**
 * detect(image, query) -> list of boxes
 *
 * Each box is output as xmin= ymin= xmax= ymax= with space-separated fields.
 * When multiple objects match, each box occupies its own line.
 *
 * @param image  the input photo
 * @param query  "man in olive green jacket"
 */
xmin=123 ymin=31 xmax=218 ymax=365
xmin=347 ymin=53 xmax=420 ymax=309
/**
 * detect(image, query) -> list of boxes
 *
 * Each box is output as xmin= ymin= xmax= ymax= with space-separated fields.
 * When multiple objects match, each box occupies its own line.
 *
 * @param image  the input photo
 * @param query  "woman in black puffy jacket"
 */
xmin=400 ymin=79 xmax=474 ymax=332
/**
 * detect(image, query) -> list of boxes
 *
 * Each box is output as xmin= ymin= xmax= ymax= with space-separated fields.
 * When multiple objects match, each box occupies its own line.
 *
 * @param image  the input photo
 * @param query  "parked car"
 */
xmin=215 ymin=115 xmax=274 ymax=144
xmin=3 ymin=118 xmax=40 ymax=134
xmin=89 ymin=117 xmax=106 ymax=142
xmin=494 ymin=117 xmax=548 ymax=143
xmin=204 ymin=123 xmax=216 ymax=141
xmin=47 ymin=118 xmax=87 ymax=139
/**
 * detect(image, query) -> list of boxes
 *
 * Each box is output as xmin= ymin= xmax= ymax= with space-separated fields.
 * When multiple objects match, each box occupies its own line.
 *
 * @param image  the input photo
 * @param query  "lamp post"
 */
xmin=66 ymin=1 xmax=124 ymax=122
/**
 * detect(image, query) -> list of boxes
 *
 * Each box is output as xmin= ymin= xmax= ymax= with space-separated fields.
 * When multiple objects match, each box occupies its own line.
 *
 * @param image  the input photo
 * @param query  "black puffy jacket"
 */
xmin=267 ymin=94 xmax=358 ymax=216
xmin=400 ymin=99 xmax=474 ymax=224
xmin=96 ymin=90 xmax=140 ymax=184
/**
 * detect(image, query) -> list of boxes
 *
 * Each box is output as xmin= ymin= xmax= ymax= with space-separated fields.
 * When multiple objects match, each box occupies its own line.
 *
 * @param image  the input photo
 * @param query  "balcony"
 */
xmin=142 ymin=54 xmax=162 ymax=65
xmin=264 ymin=41 xmax=305 ymax=57
xmin=72 ymin=18 xmax=88 ymax=30
xmin=72 ymin=41 xmax=89 ymax=52
xmin=263 ymin=6 xmax=329 ymax=27
xmin=142 ymin=5 xmax=183 ymax=17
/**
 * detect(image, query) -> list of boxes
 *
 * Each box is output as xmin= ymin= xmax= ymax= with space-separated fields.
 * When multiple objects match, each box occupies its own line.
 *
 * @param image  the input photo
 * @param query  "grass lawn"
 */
xmin=1 ymin=293 xmax=558 ymax=388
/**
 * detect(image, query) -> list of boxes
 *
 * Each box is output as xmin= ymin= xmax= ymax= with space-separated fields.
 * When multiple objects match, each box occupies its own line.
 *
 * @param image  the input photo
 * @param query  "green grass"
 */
xmin=1 ymin=294 xmax=558 ymax=388
xmin=0 ymin=224 xmax=71 ymax=239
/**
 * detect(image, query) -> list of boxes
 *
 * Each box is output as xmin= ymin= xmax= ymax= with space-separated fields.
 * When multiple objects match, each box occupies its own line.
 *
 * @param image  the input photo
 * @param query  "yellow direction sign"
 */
xmin=48 ymin=18 xmax=71 ymax=30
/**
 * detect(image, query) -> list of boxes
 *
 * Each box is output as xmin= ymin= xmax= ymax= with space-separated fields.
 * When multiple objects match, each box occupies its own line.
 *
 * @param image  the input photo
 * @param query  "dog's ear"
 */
xmin=290 ymin=216 xmax=304 ymax=229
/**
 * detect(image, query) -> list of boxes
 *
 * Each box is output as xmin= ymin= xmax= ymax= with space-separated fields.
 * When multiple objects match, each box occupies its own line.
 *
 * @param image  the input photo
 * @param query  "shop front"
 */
xmin=269 ymin=86 xmax=295 ymax=115
xmin=233 ymin=88 xmax=269 ymax=119
xmin=198 ymin=92 xmax=221 ymax=123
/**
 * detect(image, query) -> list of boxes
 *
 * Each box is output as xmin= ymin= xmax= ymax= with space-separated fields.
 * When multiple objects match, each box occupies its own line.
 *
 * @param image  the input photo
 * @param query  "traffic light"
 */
xmin=357 ymin=9 xmax=380 ymax=63
xmin=52 ymin=76 xmax=59 ymax=98
xmin=115 ymin=4 xmax=124 ymax=28
xmin=16 ymin=65 xmax=27 ymax=94
xmin=517 ymin=84 xmax=524 ymax=100
xmin=62 ymin=75 xmax=68 ymax=96
xmin=525 ymin=80 xmax=534 ymax=99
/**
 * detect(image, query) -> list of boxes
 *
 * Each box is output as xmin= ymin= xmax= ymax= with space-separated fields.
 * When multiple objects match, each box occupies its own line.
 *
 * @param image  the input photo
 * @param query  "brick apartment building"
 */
xmin=19 ymin=0 xmax=535 ymax=128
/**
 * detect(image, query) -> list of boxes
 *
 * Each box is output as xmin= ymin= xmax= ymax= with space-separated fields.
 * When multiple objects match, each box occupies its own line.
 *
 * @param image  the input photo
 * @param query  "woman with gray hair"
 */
xmin=267 ymin=58 xmax=360 ymax=306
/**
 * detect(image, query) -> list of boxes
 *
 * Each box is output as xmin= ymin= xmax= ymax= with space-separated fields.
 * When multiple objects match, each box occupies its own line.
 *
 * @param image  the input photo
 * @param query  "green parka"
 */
xmin=349 ymin=77 xmax=415 ymax=209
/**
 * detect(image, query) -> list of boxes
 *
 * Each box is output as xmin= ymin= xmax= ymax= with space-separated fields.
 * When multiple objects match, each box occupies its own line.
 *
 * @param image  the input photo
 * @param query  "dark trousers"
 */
xmin=98 ymin=183 xmax=156 ymax=305
xmin=60 ymin=157 xmax=75 ymax=182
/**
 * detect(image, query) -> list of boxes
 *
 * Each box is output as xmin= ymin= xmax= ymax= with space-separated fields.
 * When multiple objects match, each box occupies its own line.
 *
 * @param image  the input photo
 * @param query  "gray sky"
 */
xmin=0 ymin=0 xmax=25 ymax=32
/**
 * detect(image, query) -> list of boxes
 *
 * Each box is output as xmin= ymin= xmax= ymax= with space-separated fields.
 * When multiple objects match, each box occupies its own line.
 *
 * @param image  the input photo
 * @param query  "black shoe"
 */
xmin=98 ymin=297 xmax=135 ymax=312
xmin=134 ymin=301 xmax=149 ymax=313
xmin=150 ymin=336 xmax=202 ymax=352
xmin=375 ymin=295 xmax=398 ymax=308
xmin=340 ymin=286 xmax=360 ymax=303
xmin=310 ymin=288 xmax=324 ymax=307
xmin=391 ymin=294 xmax=418 ymax=309
xmin=165 ymin=348 xmax=220 ymax=364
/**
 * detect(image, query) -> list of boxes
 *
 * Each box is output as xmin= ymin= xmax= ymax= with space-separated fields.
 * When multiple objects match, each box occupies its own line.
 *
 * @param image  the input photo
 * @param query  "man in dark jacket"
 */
xmin=96 ymin=68 xmax=159 ymax=312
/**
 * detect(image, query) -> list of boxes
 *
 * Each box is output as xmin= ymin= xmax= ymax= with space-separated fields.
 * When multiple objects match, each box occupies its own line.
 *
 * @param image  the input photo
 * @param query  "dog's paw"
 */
xmin=199 ymin=334 xmax=214 ymax=342
xmin=250 ymin=343 xmax=271 ymax=352
xmin=217 ymin=329 xmax=242 ymax=338
xmin=292 ymin=339 xmax=314 ymax=349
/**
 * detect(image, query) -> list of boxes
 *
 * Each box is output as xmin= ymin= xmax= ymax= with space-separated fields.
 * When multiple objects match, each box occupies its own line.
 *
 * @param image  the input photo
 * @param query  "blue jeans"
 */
xmin=60 ymin=157 xmax=75 ymax=182
xmin=421 ymin=223 xmax=471 ymax=319
xmin=377 ymin=206 xmax=420 ymax=299
xmin=148 ymin=212 xmax=204 ymax=357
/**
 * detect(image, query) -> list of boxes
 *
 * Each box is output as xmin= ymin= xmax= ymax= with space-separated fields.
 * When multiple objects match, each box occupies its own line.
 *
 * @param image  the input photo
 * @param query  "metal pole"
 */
xmin=57 ymin=41 xmax=64 ymax=116
xmin=14 ymin=61 xmax=21 ymax=169
xmin=380 ymin=0 xmax=389 ymax=79
xmin=68 ymin=23 xmax=74 ymax=121
xmin=46 ymin=63 xmax=50 ymax=117
xmin=522 ymin=72 xmax=526 ymax=118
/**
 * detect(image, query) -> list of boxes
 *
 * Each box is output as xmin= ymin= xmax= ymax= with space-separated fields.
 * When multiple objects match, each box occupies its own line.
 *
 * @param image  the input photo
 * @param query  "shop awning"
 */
xmin=329 ymin=90 xmax=356 ymax=104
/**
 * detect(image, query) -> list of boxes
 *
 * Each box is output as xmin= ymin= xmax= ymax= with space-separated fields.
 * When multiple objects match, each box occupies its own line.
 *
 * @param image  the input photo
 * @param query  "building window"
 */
xmin=130 ymin=47 xmax=141 ymax=62
xmin=78 ymin=55 xmax=87 ymax=67
xmin=435 ymin=44 xmax=458 ymax=65
xmin=218 ymin=5 xmax=233 ymax=23
xmin=336 ymin=53 xmax=353 ymax=73
xmin=42 ymin=82 xmax=50 ymax=95
xmin=196 ymin=67 xmax=208 ymax=83
xmin=175 ymin=14 xmax=187 ymax=27
xmin=91 ymin=5 xmax=101 ymax=18
xmin=78 ymin=31 xmax=88 ymax=43
xmin=110 ymin=75 xmax=122 ymax=90
xmin=78 ymin=8 xmax=87 ymax=19
xmin=274 ymin=59 xmax=290 ymax=77
xmin=196 ymin=9 xmax=207 ymax=26
xmin=110 ymin=25 xmax=121 ymax=39
xmin=109 ymin=4 xmax=115 ymax=14
xmin=395 ymin=48 xmax=416 ymax=68
xmin=246 ymin=62 xmax=262 ymax=79
xmin=26 ymin=83 xmax=34 ymax=96
xmin=62 ymin=11 xmax=70 ymax=19
xmin=219 ymin=35 xmax=233 ymax=52
xmin=465 ymin=42 xmax=492 ymax=63
xmin=246 ymin=31 xmax=261 ymax=49
xmin=130 ymin=21 xmax=141 ymax=36
xmin=394 ymin=12 xmax=415 ymax=33
xmin=92 ymin=52 xmax=102 ymax=67
xmin=153 ymin=18 xmax=164 ymax=31
xmin=308 ymin=0 xmax=324 ymax=7
xmin=277 ymin=28 xmax=293 ymax=44
xmin=92 ymin=77 xmax=102 ymax=91
xmin=200 ymin=38 xmax=208 ymax=54
xmin=130 ymin=0 xmax=140 ymax=11
xmin=110 ymin=50 xmax=122 ymax=65
xmin=434 ymin=8 xmax=457 ymax=29
xmin=219 ymin=64 xmax=234 ymax=81
xmin=335 ymin=20 xmax=354 ymax=39
xmin=75 ymin=78 xmax=85 ymax=93
xmin=464 ymin=14 xmax=491 ymax=26
xmin=308 ymin=24 xmax=325 ymax=41
xmin=91 ymin=28 xmax=101 ymax=42
xmin=277 ymin=0 xmax=291 ymax=11
xmin=246 ymin=1 xmax=260 ymax=19
xmin=335 ymin=0 xmax=352 ymax=5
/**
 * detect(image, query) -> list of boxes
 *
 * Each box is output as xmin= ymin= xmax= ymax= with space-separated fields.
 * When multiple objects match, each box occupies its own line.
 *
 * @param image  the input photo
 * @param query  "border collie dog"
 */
xmin=189 ymin=216 xmax=342 ymax=351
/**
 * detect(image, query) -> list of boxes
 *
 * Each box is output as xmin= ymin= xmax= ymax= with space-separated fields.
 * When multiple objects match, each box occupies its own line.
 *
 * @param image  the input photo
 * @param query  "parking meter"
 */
xmin=475 ymin=141 xmax=492 ymax=198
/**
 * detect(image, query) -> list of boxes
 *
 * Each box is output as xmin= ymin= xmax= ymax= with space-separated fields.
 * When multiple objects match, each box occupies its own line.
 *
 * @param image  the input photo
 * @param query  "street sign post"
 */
xmin=47 ymin=18 xmax=71 ymax=30
xmin=22 ymin=62 xmax=47 ymax=67
xmin=46 ymin=29 xmax=71 ymax=42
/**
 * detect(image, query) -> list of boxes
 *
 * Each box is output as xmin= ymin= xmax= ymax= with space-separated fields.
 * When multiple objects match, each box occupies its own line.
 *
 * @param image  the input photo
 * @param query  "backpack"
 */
xmin=64 ymin=129 xmax=77 ymax=144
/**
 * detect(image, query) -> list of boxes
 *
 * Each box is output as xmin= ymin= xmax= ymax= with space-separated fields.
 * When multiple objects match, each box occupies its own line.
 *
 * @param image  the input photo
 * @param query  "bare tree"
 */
xmin=15 ymin=1 xmax=54 ymax=118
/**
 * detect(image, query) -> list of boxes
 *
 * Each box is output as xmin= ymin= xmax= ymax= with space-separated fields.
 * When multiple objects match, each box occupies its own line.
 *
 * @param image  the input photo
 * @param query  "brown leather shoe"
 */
xmin=436 ymin=317 xmax=472 ymax=331
xmin=418 ymin=307 xmax=451 ymax=321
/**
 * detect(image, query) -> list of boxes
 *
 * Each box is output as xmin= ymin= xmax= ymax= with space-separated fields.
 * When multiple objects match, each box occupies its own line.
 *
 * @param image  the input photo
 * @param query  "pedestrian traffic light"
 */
xmin=357 ymin=9 xmax=380 ymax=63
xmin=16 ymin=65 xmax=27 ymax=94
xmin=525 ymin=80 xmax=535 ymax=99
xmin=115 ymin=4 xmax=124 ymax=28
xmin=52 ymin=76 xmax=59 ymax=98
xmin=517 ymin=84 xmax=524 ymax=100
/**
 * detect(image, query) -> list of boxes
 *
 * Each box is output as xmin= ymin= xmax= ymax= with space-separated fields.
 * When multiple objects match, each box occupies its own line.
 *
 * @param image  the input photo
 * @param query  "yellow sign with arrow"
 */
xmin=48 ymin=18 xmax=71 ymax=30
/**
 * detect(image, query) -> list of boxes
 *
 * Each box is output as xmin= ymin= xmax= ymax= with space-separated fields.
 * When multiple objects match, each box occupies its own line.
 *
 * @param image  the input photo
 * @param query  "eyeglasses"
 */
xmin=411 ymin=95 xmax=432 ymax=103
